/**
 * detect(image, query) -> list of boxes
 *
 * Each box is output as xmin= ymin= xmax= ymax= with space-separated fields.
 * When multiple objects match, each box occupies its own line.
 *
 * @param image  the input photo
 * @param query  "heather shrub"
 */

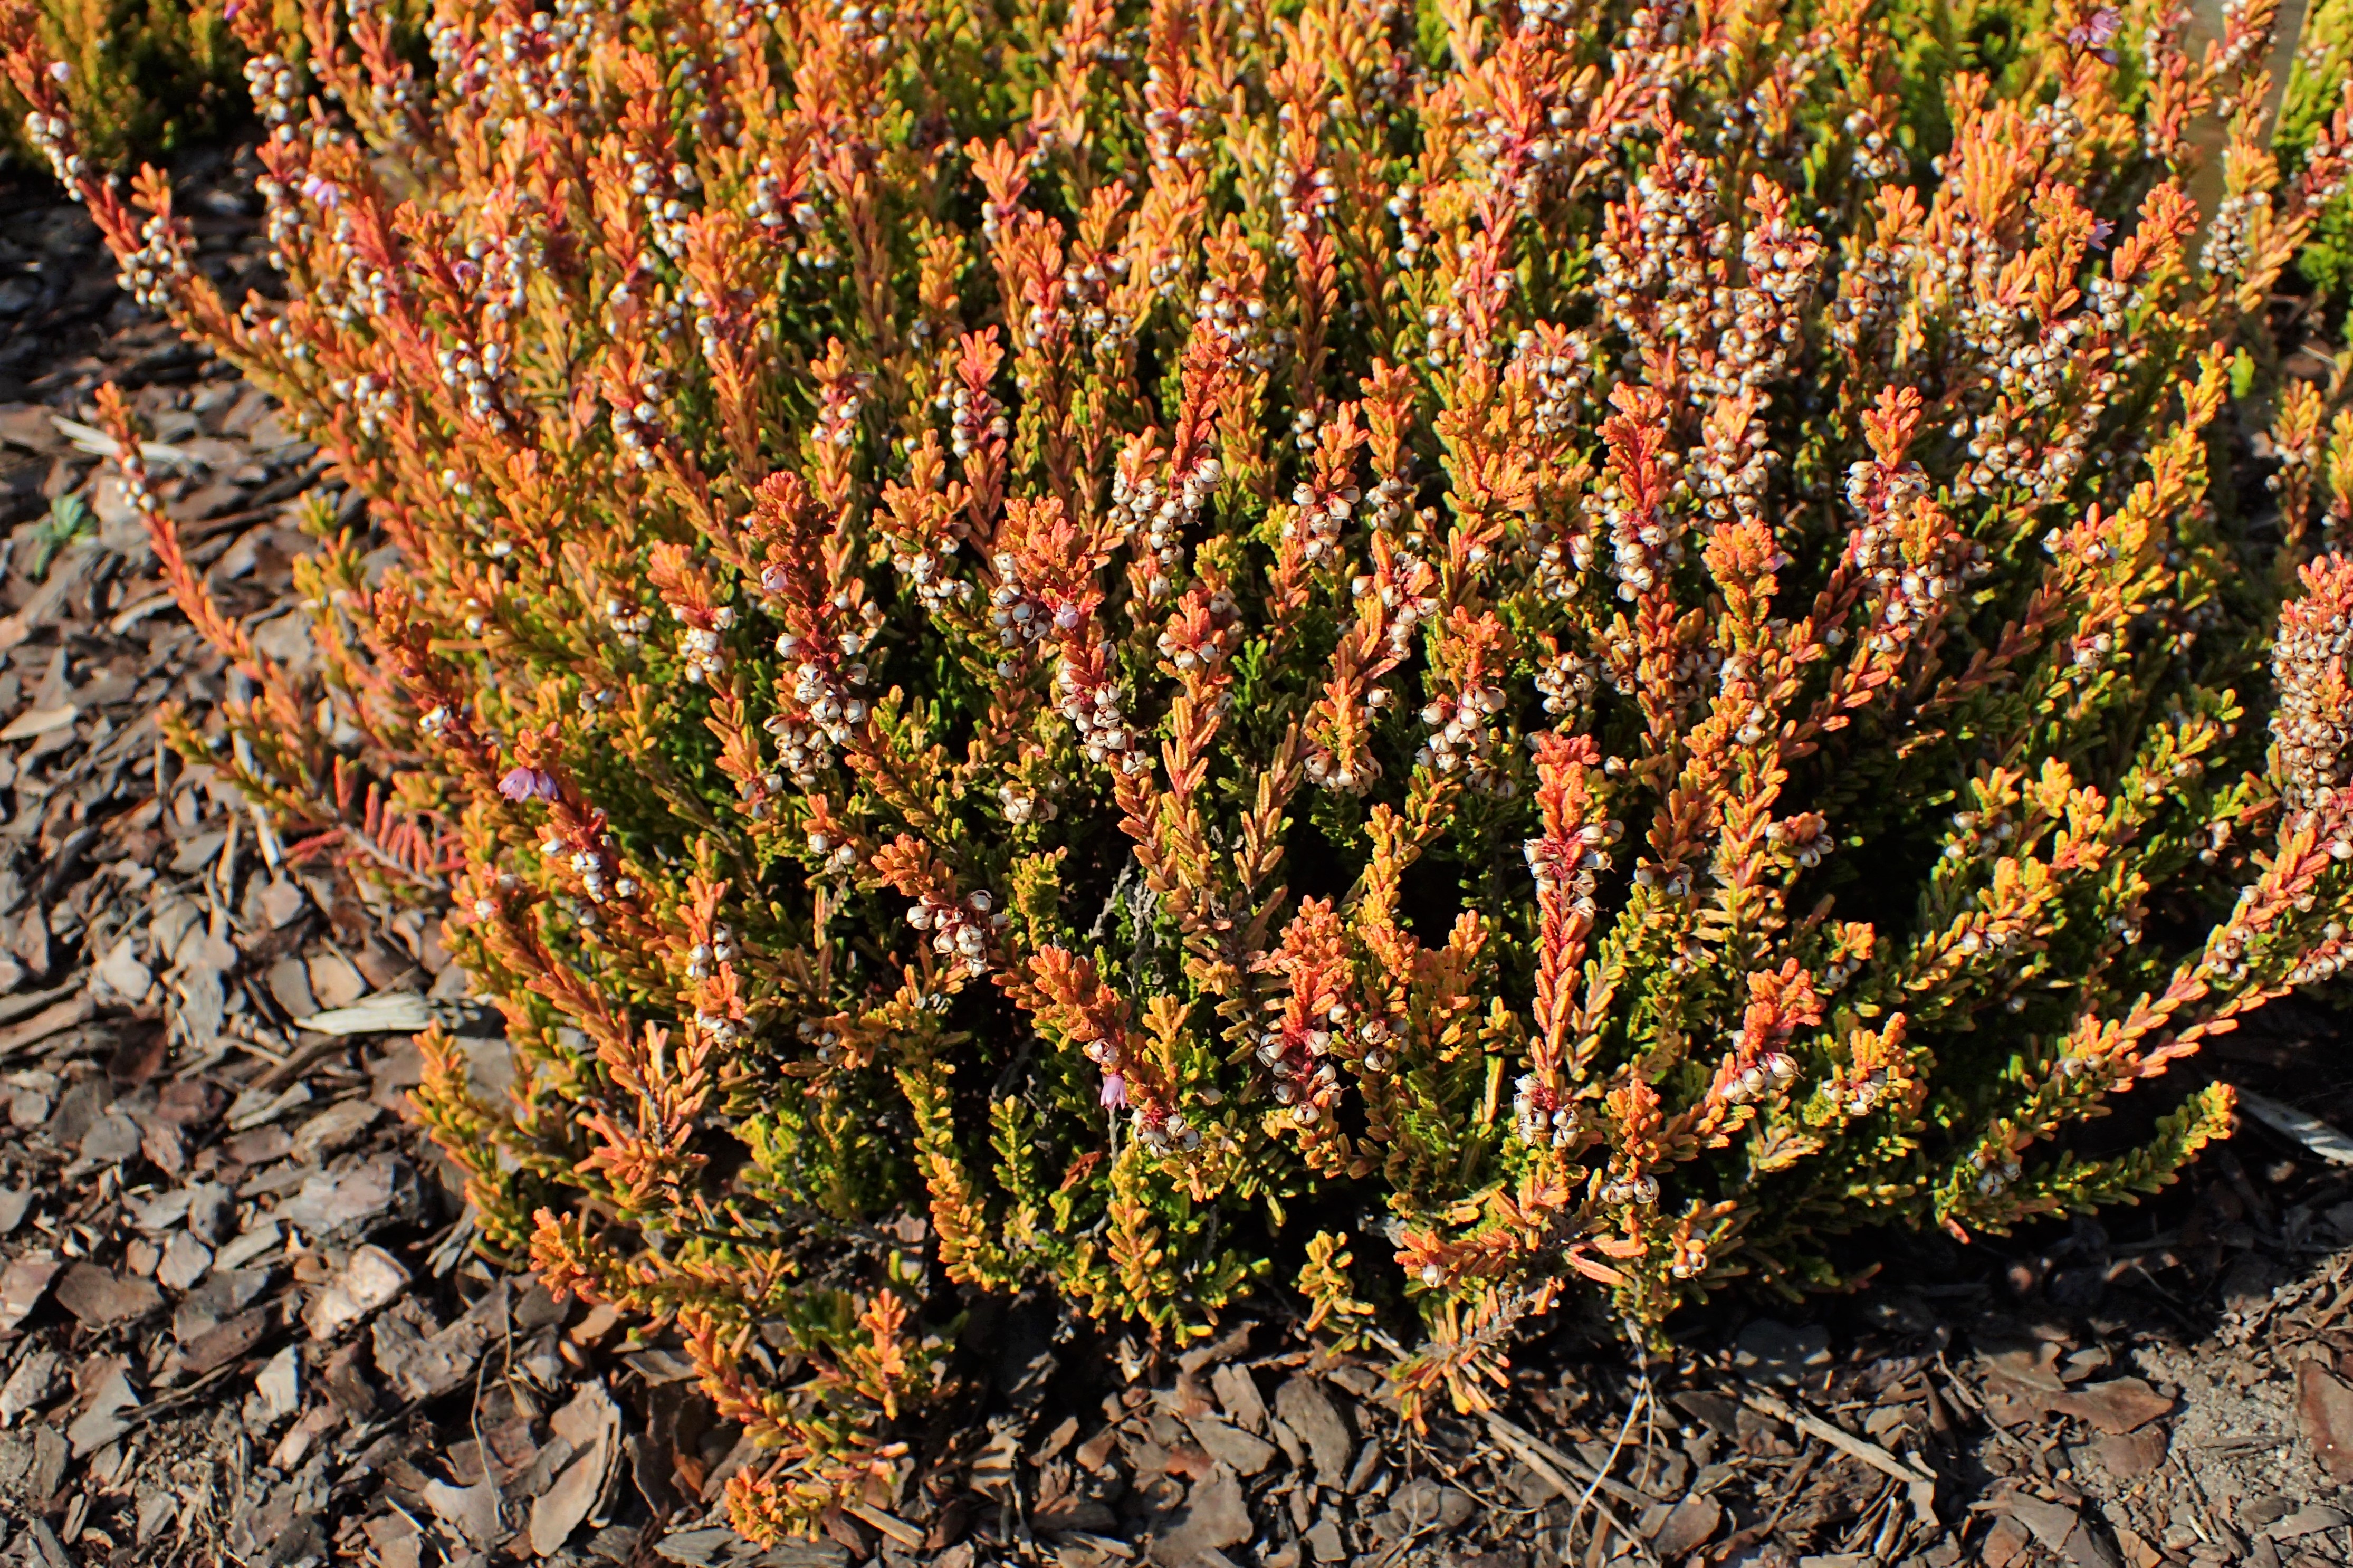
xmin=2288 ymin=0 xmax=2353 ymax=296
xmin=14 ymin=0 xmax=2353 ymax=1537
xmin=1 ymin=0 xmax=240 ymax=170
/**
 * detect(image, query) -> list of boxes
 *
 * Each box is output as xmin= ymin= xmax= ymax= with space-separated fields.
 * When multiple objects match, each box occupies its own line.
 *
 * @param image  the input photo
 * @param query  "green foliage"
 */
xmin=1 ymin=0 xmax=239 ymax=170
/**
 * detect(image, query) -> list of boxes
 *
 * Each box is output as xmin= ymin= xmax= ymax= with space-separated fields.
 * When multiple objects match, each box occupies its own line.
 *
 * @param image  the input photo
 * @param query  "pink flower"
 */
xmin=1099 ymin=1073 xmax=1127 ymax=1109
xmin=499 ymin=766 xmax=558 ymax=802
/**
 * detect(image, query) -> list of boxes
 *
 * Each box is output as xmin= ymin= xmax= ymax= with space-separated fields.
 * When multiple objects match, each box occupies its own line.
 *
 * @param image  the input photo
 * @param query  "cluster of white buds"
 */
xmin=803 ymin=826 xmax=861 ymax=876
xmin=764 ymin=610 xmax=877 ymax=783
xmin=1109 ymin=454 xmax=1221 ymax=600
xmin=1592 ymin=130 xmax=1726 ymax=366
xmin=1763 ymin=813 xmax=1834 ymax=868
xmin=1846 ymin=517 xmax=1985 ymax=655
xmin=1304 ymin=736 xmax=1378 ymax=793
xmin=1134 ymin=1106 xmax=1203 ymax=1153
xmin=481 ymin=5 xmax=587 ymax=120
xmin=986 ymin=557 xmax=1056 ymax=673
xmin=326 ymin=372 xmax=398 ymax=440
xmin=747 ymin=157 xmax=818 ymax=238
xmin=1362 ymin=472 xmax=1414 ymax=537
xmin=816 ymin=365 xmax=870 ymax=450
xmin=2067 ymin=628 xmax=2115 ymax=671
xmin=244 ymin=51 xmax=304 ymax=127
xmin=1347 ymin=568 xmax=1435 ymax=675
xmin=1600 ymin=1173 xmax=1661 ymax=1207
xmin=1466 ymin=99 xmax=1576 ymax=208
xmin=905 ymin=888 xmax=1006 ymax=979
xmin=2269 ymin=560 xmax=2353 ymax=815
xmin=1154 ymin=590 xmax=1237 ymax=675
xmin=999 ymin=779 xmax=1059 ymax=824
xmin=436 ymin=338 xmax=516 ymax=431
xmin=1722 ymin=1050 xmax=1798 ymax=1105
xmin=1594 ymin=461 xmax=1684 ymax=603
xmin=827 ymin=0 xmax=898 ymax=55
xmin=1418 ymin=685 xmax=1511 ymax=793
xmin=1141 ymin=71 xmax=1212 ymax=178
xmin=1282 ymin=470 xmax=1360 ymax=566
xmin=620 ymin=149 xmax=697 ymax=265
xmin=1273 ymin=158 xmax=1338 ymax=258
xmin=1195 ymin=275 xmax=1274 ymax=373
xmin=1418 ymin=252 xmax=1515 ymax=367
xmin=22 ymin=108 xmax=87 ymax=196
xmin=2290 ymin=923 xmax=2351 ymax=984
xmin=1969 ymin=1147 xmax=2024 ymax=1197
xmin=610 ymin=377 xmax=671 ymax=471
xmin=673 ymin=603 xmax=735 ymax=685
xmin=692 ymin=1010 xmax=747 ymax=1047
xmin=1944 ymin=807 xmax=2017 ymax=862
xmin=1829 ymin=226 xmax=1909 ymax=356
xmin=1668 ymin=1235 xmax=1708 ymax=1280
xmin=891 ymin=527 xmax=971 ymax=612
xmin=1056 ymin=662 xmax=1147 ymax=775
xmin=684 ymin=925 xmax=735 ymax=979
xmin=112 ymin=211 xmax=195 ymax=314
xmin=541 ymin=825 xmax=624 ymax=905
xmin=1514 ymin=327 xmax=1598 ymax=438
xmin=797 ymin=1017 xmax=846 ymax=1067
xmin=1251 ymin=1009 xmax=1344 ymax=1127
xmin=424 ymin=13 xmax=490 ymax=101
xmin=1631 ymin=861 xmax=1696 ymax=897
xmin=1057 ymin=251 xmax=1136 ymax=358
xmin=1512 ymin=1074 xmax=1580 ymax=1148
xmin=606 ymin=598 xmax=654 ymax=649
xmin=1524 ymin=818 xmax=1620 ymax=912
xmin=1843 ymin=106 xmax=1908 ymax=184
xmin=1686 ymin=204 xmax=1819 ymax=411
xmin=254 ymin=167 xmax=315 ymax=270
xmin=1841 ymin=1067 xmax=1895 ymax=1116
xmin=1386 ymin=181 xmax=1432 ymax=269
xmin=1950 ymin=332 xmax=2107 ymax=506
xmin=1534 ymin=649 xmax=1603 ymax=723
xmin=1690 ymin=404 xmax=1778 ymax=525
xmin=946 ymin=378 xmax=1007 ymax=461
xmin=457 ymin=228 xmax=531 ymax=328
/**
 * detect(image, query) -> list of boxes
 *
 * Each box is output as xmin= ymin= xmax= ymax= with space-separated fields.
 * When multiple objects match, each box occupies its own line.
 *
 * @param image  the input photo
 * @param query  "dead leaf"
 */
xmin=275 ymin=1154 xmax=398 ymax=1232
xmin=288 ymin=1098 xmax=380 ymax=1163
xmin=0 ymin=995 xmax=92 ymax=1057
xmin=531 ymin=1381 xmax=621 ymax=1556
xmin=304 ymin=1244 xmax=408 ymax=1339
xmin=0 ymin=704 xmax=76 ymax=742
xmin=53 ymin=1263 xmax=161 ymax=1327
xmin=2299 ymin=1360 xmax=2353 ymax=1482
xmin=294 ymin=990 xmax=433 ymax=1036
xmin=66 ymin=1364 xmax=139 ymax=1458
xmin=2052 ymin=1377 xmax=2174 ymax=1436
xmin=0 ymin=1256 xmax=61 ymax=1332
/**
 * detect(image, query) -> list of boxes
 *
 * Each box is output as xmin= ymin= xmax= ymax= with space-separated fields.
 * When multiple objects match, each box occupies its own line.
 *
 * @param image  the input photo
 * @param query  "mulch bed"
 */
xmin=1 ymin=149 xmax=2352 ymax=1568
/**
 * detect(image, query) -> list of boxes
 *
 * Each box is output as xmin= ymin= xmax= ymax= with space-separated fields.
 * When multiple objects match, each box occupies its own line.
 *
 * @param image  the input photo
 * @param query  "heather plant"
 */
xmin=12 ymin=0 xmax=2353 ymax=1538
xmin=1 ymin=0 xmax=240 ymax=170
xmin=2287 ymin=0 xmax=2353 ymax=293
